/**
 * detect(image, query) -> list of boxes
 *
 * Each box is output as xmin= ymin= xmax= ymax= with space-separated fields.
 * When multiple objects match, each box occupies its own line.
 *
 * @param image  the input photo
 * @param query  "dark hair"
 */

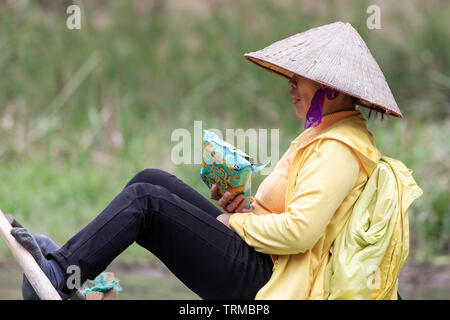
xmin=367 ymin=108 xmax=386 ymax=121
xmin=351 ymin=97 xmax=386 ymax=121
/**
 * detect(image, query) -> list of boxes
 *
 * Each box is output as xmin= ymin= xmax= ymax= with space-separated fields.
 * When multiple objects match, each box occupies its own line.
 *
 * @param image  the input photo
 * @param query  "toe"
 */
xmin=10 ymin=228 xmax=41 ymax=255
xmin=11 ymin=227 xmax=32 ymax=242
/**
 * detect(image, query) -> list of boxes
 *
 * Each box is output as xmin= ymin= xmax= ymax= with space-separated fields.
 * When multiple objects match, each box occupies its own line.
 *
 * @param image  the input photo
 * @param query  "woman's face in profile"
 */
xmin=289 ymin=74 xmax=321 ymax=119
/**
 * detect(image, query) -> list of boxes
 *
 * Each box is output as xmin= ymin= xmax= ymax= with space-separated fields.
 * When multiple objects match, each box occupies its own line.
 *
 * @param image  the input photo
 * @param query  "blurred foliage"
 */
xmin=0 ymin=0 xmax=448 ymax=262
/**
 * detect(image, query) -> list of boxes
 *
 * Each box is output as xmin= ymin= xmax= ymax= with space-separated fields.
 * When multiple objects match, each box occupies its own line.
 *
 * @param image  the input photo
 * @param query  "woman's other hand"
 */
xmin=210 ymin=184 xmax=253 ymax=213
xmin=216 ymin=213 xmax=233 ymax=229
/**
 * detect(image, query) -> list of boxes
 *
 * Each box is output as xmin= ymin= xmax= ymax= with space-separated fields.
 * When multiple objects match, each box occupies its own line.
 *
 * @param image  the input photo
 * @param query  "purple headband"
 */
xmin=304 ymin=86 xmax=340 ymax=129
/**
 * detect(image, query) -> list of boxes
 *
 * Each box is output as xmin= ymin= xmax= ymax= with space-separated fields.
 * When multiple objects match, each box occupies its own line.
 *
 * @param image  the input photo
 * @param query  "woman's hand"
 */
xmin=211 ymin=184 xmax=253 ymax=229
xmin=210 ymin=184 xmax=253 ymax=213
xmin=216 ymin=213 xmax=233 ymax=229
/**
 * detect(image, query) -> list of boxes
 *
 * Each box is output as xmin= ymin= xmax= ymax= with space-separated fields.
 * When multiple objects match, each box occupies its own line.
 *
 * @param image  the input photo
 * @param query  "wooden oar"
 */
xmin=0 ymin=209 xmax=61 ymax=300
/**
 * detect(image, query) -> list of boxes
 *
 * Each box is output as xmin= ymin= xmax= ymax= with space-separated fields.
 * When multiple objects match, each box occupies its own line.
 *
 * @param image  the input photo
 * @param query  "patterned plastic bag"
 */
xmin=200 ymin=130 xmax=267 ymax=209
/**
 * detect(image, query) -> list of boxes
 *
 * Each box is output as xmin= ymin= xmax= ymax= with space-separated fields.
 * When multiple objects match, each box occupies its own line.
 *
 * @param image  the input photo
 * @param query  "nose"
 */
xmin=289 ymin=88 xmax=297 ymax=98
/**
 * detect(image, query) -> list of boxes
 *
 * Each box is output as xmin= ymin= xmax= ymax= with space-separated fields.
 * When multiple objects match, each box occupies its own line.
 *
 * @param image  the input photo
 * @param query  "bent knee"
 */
xmin=134 ymin=168 xmax=173 ymax=185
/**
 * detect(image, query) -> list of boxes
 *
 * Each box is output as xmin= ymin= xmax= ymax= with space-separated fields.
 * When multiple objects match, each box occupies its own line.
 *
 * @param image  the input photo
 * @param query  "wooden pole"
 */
xmin=0 ymin=209 xmax=61 ymax=300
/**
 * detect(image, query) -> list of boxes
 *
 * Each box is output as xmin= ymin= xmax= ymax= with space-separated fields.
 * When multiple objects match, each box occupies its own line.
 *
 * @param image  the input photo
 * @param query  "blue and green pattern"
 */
xmin=200 ymin=130 xmax=267 ymax=209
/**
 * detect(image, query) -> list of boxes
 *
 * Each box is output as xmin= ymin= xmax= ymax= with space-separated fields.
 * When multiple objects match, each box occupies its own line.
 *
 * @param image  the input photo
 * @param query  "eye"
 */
xmin=289 ymin=77 xmax=298 ymax=88
xmin=289 ymin=80 xmax=296 ymax=88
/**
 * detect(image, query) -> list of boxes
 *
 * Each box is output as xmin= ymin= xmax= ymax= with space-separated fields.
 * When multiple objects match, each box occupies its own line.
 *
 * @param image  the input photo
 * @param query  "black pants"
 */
xmin=48 ymin=169 xmax=274 ymax=300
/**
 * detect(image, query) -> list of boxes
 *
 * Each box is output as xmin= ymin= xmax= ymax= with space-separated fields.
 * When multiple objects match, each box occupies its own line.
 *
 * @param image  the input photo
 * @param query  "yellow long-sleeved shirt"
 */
xmin=229 ymin=110 xmax=384 ymax=299
xmin=250 ymin=110 xmax=362 ymax=216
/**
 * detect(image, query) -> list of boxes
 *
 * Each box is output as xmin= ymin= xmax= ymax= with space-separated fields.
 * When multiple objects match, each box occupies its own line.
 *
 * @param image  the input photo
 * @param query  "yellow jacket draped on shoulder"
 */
xmin=324 ymin=156 xmax=423 ymax=299
xmin=229 ymin=111 xmax=423 ymax=299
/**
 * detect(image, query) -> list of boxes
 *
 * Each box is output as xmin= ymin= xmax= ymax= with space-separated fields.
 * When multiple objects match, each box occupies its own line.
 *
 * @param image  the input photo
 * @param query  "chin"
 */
xmin=295 ymin=109 xmax=307 ymax=119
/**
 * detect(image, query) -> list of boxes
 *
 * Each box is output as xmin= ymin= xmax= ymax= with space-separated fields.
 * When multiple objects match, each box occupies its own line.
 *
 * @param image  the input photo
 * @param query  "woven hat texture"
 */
xmin=244 ymin=21 xmax=402 ymax=118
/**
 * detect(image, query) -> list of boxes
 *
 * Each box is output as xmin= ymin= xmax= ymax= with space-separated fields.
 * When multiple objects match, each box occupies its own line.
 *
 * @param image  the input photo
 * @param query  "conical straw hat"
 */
xmin=244 ymin=21 xmax=402 ymax=118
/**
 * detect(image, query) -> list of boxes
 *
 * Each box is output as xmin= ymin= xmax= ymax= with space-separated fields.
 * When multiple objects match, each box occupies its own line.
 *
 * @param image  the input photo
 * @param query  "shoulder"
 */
xmin=303 ymin=138 xmax=358 ymax=159
xmin=297 ymin=138 xmax=361 ymax=176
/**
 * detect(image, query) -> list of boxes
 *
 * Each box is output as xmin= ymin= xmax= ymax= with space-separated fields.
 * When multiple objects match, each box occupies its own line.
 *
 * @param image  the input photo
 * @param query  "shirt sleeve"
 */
xmin=229 ymin=139 xmax=360 ymax=255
